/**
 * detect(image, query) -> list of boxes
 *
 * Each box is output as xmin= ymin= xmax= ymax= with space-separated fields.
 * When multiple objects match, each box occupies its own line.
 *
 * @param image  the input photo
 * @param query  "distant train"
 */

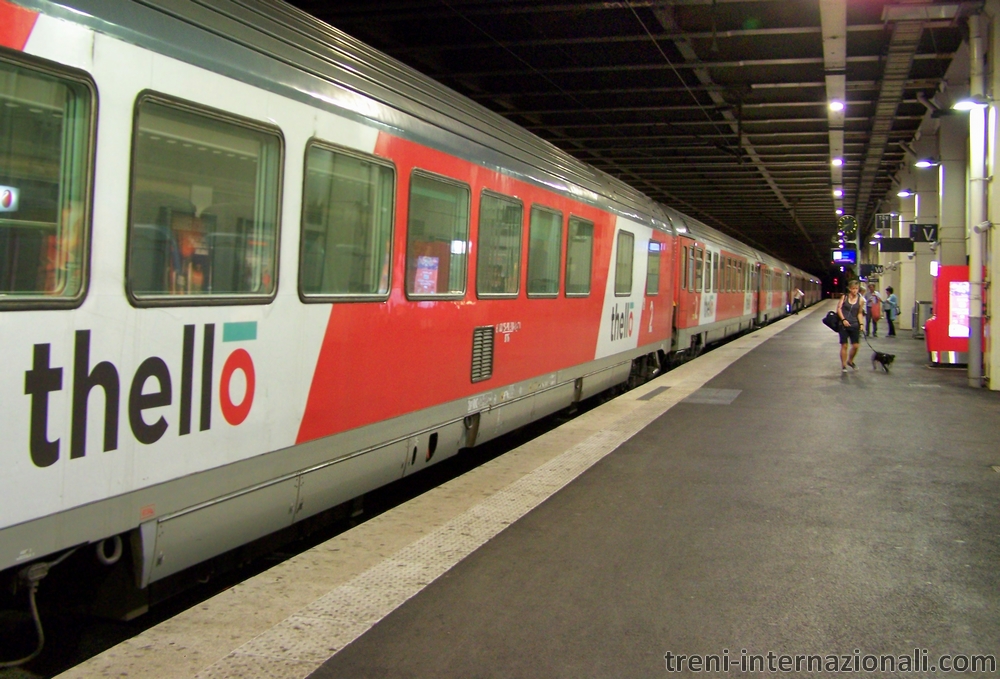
xmin=0 ymin=0 xmax=819 ymax=624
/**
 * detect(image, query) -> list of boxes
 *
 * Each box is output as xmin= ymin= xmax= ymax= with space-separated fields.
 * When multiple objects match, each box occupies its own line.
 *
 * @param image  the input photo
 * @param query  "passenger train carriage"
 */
xmin=0 ymin=0 xmax=819 ymax=617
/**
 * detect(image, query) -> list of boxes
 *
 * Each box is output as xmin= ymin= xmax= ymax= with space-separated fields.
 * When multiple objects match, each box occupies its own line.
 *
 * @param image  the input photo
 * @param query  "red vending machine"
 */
xmin=923 ymin=264 xmax=974 ymax=364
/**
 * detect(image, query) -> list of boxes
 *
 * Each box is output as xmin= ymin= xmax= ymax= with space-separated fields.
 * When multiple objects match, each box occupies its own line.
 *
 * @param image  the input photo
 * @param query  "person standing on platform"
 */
xmin=837 ymin=279 xmax=864 ymax=372
xmin=864 ymin=283 xmax=882 ymax=337
xmin=792 ymin=287 xmax=804 ymax=313
xmin=884 ymin=286 xmax=899 ymax=337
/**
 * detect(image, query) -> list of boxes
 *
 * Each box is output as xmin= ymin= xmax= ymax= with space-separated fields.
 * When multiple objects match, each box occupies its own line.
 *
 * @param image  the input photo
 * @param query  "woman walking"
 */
xmin=837 ymin=280 xmax=865 ymax=372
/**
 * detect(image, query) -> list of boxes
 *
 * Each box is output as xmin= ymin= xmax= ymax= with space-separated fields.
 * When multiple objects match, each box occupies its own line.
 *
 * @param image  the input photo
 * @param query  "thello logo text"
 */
xmin=23 ymin=322 xmax=256 ymax=468
xmin=609 ymin=302 xmax=635 ymax=342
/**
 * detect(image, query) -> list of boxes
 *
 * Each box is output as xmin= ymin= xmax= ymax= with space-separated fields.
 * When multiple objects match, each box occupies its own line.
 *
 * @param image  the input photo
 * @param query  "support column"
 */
xmin=896 ymin=166 xmax=917 ymax=330
xmin=968 ymin=13 xmax=986 ymax=387
xmin=989 ymin=3 xmax=1000 ymax=388
xmin=938 ymin=114 xmax=968 ymax=266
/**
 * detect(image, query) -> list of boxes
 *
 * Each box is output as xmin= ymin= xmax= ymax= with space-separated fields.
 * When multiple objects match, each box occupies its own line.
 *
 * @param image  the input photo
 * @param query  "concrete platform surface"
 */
xmin=311 ymin=307 xmax=1000 ymax=678
xmin=59 ymin=305 xmax=1000 ymax=678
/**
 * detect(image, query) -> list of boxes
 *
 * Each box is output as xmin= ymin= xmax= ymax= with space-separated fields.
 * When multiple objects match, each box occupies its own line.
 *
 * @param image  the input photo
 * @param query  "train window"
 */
xmin=645 ymin=240 xmax=660 ymax=295
xmin=128 ymin=95 xmax=281 ymax=303
xmin=711 ymin=252 xmax=718 ymax=293
xmin=406 ymin=171 xmax=469 ymax=298
xmin=687 ymin=246 xmax=694 ymax=292
xmin=477 ymin=191 xmax=521 ymax=297
xmin=694 ymin=247 xmax=703 ymax=292
xmin=300 ymin=143 xmax=394 ymax=300
xmin=0 ymin=57 xmax=93 ymax=308
xmin=680 ymin=246 xmax=688 ymax=290
xmin=614 ymin=230 xmax=634 ymax=296
xmin=527 ymin=205 xmax=562 ymax=297
xmin=565 ymin=215 xmax=593 ymax=296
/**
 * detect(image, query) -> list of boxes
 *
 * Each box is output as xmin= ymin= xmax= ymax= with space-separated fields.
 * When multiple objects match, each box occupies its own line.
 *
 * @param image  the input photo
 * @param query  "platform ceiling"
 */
xmin=288 ymin=0 xmax=975 ymax=274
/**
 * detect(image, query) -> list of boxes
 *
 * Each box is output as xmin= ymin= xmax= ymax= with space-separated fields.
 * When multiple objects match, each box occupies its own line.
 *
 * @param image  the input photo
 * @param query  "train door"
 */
xmin=753 ymin=262 xmax=763 ymax=324
xmin=741 ymin=257 xmax=752 ymax=317
xmin=780 ymin=270 xmax=788 ymax=313
xmin=701 ymin=246 xmax=717 ymax=325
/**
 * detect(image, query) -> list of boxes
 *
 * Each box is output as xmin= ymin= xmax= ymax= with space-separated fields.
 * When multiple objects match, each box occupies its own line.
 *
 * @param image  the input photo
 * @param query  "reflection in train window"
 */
xmin=0 ymin=58 xmax=92 ymax=304
xmin=128 ymin=96 xmax=281 ymax=302
xmin=406 ymin=171 xmax=469 ymax=298
xmin=477 ymin=191 xmax=521 ymax=297
xmin=646 ymin=241 xmax=660 ymax=295
xmin=527 ymin=205 xmax=561 ymax=297
xmin=301 ymin=144 xmax=393 ymax=299
xmin=615 ymin=230 xmax=634 ymax=296
xmin=565 ymin=215 xmax=593 ymax=296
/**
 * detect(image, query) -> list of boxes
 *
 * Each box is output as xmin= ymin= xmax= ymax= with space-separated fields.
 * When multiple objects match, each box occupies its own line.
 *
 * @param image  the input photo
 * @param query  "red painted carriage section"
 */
xmin=714 ymin=248 xmax=750 ymax=320
xmin=675 ymin=236 xmax=701 ymax=328
xmin=297 ymin=134 xmax=619 ymax=444
xmin=0 ymin=0 xmax=36 ymax=51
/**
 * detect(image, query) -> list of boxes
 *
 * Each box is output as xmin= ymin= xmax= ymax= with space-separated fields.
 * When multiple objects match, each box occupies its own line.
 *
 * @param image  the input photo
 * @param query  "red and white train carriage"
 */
xmin=0 ymin=0 xmax=817 ymax=618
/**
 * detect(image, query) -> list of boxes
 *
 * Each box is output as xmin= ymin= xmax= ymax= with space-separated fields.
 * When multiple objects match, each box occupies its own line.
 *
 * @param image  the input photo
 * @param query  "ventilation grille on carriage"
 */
xmin=471 ymin=326 xmax=494 ymax=383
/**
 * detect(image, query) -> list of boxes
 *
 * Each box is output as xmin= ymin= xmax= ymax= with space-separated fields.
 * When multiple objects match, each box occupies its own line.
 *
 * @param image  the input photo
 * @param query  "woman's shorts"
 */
xmin=839 ymin=325 xmax=860 ymax=345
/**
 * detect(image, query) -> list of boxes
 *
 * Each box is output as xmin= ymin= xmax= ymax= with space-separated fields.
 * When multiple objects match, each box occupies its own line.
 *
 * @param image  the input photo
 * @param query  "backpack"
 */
xmin=822 ymin=311 xmax=841 ymax=332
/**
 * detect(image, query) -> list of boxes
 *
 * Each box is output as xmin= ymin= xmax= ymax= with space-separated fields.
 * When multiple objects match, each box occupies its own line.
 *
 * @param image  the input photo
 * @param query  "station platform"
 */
xmin=59 ymin=302 xmax=1000 ymax=679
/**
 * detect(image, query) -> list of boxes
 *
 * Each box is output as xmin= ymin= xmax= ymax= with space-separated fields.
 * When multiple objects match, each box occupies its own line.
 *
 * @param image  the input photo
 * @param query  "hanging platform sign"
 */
xmin=879 ymin=238 xmax=914 ymax=252
xmin=875 ymin=213 xmax=898 ymax=231
xmin=910 ymin=223 xmax=938 ymax=242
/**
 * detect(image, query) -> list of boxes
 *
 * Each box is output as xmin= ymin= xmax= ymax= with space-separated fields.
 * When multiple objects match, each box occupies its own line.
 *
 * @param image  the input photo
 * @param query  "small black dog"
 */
xmin=871 ymin=350 xmax=895 ymax=373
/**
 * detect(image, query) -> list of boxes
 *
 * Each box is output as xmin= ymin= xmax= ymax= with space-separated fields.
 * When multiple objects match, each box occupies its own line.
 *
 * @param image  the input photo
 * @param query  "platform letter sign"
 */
xmin=910 ymin=223 xmax=938 ymax=243
xmin=875 ymin=213 xmax=895 ymax=232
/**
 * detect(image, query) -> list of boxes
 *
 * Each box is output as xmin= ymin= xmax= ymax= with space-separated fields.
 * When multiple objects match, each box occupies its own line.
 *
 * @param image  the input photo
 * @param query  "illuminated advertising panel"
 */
xmin=949 ymin=281 xmax=970 ymax=338
xmin=831 ymin=249 xmax=857 ymax=264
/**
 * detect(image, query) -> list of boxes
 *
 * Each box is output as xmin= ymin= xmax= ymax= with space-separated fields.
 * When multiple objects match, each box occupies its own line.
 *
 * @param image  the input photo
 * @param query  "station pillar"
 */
xmin=937 ymin=114 xmax=968 ymax=268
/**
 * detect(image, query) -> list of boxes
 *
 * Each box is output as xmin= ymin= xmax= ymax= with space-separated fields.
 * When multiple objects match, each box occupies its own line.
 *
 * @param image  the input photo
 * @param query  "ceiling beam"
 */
xmin=820 ymin=0 xmax=847 ymax=224
xmin=430 ymin=53 xmax=951 ymax=80
xmin=852 ymin=15 xmax=928 ymax=225
xmin=649 ymin=1 xmax=822 ymax=265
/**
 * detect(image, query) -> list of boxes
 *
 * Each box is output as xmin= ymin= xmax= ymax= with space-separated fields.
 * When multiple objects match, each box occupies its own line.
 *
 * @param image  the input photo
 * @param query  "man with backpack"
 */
xmin=864 ymin=283 xmax=882 ymax=337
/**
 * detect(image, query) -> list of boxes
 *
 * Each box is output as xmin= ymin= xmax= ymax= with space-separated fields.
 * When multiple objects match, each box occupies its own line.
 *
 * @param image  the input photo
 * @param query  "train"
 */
xmin=0 ymin=0 xmax=820 ymax=630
